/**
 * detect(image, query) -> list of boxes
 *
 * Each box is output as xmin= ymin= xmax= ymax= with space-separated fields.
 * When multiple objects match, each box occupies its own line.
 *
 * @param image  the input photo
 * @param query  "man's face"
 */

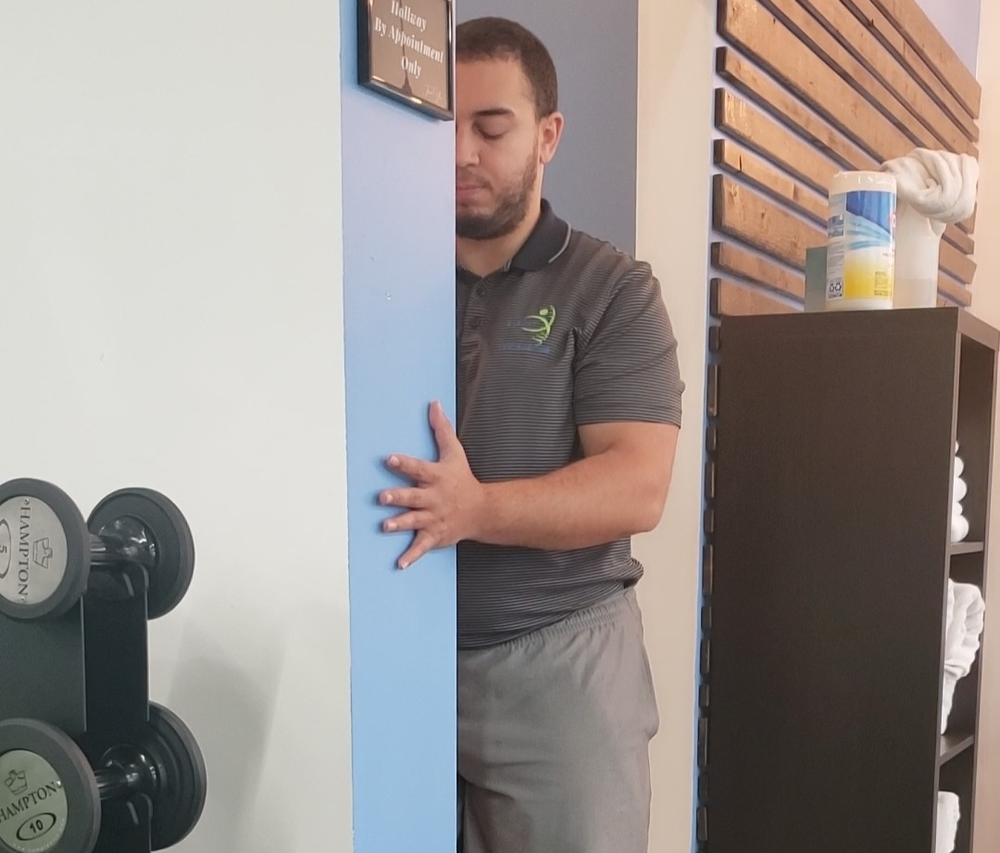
xmin=455 ymin=58 xmax=561 ymax=240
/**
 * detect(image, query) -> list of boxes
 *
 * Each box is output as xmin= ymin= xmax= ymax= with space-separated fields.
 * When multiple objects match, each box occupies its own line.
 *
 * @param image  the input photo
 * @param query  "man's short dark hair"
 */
xmin=455 ymin=17 xmax=558 ymax=118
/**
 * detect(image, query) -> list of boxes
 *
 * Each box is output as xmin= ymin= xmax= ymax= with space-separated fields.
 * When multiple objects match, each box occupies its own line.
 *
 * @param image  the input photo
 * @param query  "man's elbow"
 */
xmin=632 ymin=480 xmax=671 ymax=534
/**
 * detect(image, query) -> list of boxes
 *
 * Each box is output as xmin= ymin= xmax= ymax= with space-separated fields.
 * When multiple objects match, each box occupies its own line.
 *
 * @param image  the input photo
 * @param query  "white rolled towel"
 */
xmin=941 ymin=580 xmax=986 ymax=732
xmin=936 ymin=792 xmax=960 ymax=853
xmin=955 ymin=456 xmax=965 ymax=477
xmin=954 ymin=476 xmax=967 ymax=502
xmin=881 ymin=148 xmax=979 ymax=228
xmin=951 ymin=513 xmax=969 ymax=544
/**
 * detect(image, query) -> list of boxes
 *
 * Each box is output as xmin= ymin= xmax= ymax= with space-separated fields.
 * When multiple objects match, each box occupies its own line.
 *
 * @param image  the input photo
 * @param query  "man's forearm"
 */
xmin=472 ymin=450 xmax=667 ymax=551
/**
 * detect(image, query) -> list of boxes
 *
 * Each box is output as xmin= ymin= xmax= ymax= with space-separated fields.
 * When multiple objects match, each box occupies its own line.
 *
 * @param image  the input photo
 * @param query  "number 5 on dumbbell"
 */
xmin=0 ymin=480 xmax=194 ymax=621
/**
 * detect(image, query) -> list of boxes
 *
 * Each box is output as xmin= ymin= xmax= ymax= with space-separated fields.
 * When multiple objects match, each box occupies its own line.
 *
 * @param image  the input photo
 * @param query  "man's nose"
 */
xmin=455 ymin=124 xmax=479 ymax=168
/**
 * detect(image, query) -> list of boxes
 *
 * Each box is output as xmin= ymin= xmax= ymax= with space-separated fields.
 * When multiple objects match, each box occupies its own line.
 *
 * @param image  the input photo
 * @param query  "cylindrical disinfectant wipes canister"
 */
xmin=825 ymin=170 xmax=897 ymax=311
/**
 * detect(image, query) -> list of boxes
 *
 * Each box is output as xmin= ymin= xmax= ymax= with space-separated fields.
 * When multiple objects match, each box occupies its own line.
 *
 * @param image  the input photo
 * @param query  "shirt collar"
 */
xmin=457 ymin=199 xmax=572 ymax=280
xmin=506 ymin=199 xmax=572 ymax=272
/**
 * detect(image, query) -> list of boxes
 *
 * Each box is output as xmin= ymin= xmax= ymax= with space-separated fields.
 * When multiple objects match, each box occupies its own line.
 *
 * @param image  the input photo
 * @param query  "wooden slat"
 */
xmin=939 ymin=239 xmax=977 ymax=285
xmin=712 ymin=242 xmax=806 ymax=299
xmin=958 ymin=207 xmax=977 ymax=235
xmin=944 ymin=226 xmax=974 ymax=256
xmin=757 ymin=0 xmax=974 ymax=157
xmin=793 ymin=0 xmax=976 ymax=152
xmin=717 ymin=48 xmax=872 ymax=172
xmin=839 ymin=0 xmax=979 ymax=141
xmin=711 ymin=278 xmax=800 ymax=316
xmin=719 ymin=0 xmax=915 ymax=162
xmin=713 ymin=174 xmax=825 ymax=270
xmin=714 ymin=138 xmax=826 ymax=224
xmin=937 ymin=273 xmax=972 ymax=307
xmin=715 ymin=89 xmax=839 ymax=195
xmin=868 ymin=0 xmax=981 ymax=118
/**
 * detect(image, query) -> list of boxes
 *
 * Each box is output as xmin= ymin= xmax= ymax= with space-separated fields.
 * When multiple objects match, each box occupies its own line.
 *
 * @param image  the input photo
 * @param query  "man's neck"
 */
xmin=456 ymin=201 xmax=542 ymax=278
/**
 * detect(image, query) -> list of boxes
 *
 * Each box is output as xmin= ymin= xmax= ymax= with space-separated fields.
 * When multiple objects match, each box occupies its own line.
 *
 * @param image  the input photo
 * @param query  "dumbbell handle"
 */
xmin=89 ymin=530 xmax=154 ymax=571
xmin=94 ymin=750 xmax=159 ymax=802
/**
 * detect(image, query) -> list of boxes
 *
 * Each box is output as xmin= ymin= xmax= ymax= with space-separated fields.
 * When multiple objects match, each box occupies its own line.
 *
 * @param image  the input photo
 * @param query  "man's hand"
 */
xmin=380 ymin=401 xmax=486 ymax=569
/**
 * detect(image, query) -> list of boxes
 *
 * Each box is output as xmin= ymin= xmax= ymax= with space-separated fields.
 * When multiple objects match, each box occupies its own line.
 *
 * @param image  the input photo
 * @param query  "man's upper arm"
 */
xmin=578 ymin=421 xmax=680 ymax=460
xmin=577 ymin=420 xmax=679 ymax=530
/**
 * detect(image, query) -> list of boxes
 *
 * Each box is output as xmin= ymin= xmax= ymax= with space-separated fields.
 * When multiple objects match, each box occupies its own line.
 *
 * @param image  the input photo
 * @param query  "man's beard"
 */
xmin=456 ymin=152 xmax=538 ymax=241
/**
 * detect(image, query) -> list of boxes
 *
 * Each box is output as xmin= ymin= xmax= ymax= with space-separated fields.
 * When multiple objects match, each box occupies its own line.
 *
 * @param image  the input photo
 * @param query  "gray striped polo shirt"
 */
xmin=457 ymin=200 xmax=684 ymax=649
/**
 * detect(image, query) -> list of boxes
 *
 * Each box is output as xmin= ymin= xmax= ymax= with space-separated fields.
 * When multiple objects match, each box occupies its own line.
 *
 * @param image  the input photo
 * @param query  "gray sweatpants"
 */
xmin=458 ymin=587 xmax=659 ymax=853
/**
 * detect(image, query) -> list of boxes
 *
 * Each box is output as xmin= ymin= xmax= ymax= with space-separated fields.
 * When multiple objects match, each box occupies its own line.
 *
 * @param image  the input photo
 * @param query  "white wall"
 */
xmin=915 ymin=0 xmax=981 ymax=74
xmin=0 ymin=3 xmax=353 ymax=852
xmin=634 ymin=0 xmax=715 ymax=849
xmin=968 ymin=2 xmax=1000 ymax=847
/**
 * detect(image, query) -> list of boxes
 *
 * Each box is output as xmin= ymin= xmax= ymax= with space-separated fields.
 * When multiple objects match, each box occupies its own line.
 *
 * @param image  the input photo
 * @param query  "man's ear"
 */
xmin=539 ymin=112 xmax=565 ymax=165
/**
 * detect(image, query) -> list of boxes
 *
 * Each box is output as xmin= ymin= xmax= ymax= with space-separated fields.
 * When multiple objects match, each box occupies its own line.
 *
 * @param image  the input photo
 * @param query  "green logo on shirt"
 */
xmin=522 ymin=306 xmax=556 ymax=345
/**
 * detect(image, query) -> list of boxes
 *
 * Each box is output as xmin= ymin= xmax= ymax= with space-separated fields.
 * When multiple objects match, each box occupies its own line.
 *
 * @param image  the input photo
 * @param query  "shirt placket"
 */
xmin=457 ymin=276 xmax=492 ymax=430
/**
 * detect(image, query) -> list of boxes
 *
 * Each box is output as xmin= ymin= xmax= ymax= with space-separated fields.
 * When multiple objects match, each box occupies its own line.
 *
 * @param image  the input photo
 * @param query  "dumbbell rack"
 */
xmin=0 ymin=480 xmax=205 ymax=853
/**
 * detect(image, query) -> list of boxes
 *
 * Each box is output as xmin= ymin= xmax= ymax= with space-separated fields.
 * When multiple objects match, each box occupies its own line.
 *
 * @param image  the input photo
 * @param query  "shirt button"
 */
xmin=474 ymin=285 xmax=486 ymax=297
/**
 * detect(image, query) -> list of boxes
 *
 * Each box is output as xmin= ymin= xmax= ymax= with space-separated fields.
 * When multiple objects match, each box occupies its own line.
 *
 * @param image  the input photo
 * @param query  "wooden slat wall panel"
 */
xmin=720 ymin=0 xmax=915 ymax=161
xmin=717 ymin=47 xmax=874 ymax=170
xmin=938 ymin=274 xmax=973 ymax=307
xmin=717 ymin=47 xmax=974 ymax=257
xmin=758 ymin=0 xmax=979 ymax=233
xmin=947 ymin=227 xmax=975 ymax=256
xmin=713 ymin=174 xmax=825 ymax=271
xmin=710 ymin=0 xmax=978 ymax=318
xmin=796 ymin=0 xmax=976 ymax=150
xmin=712 ymin=242 xmax=805 ymax=300
xmin=714 ymin=91 xmax=838 ymax=195
xmin=758 ymin=0 xmax=975 ymax=157
xmin=719 ymin=0 xmax=978 ymax=234
xmin=868 ymin=0 xmax=981 ymax=117
xmin=840 ymin=0 xmax=978 ymax=140
xmin=714 ymin=139 xmax=826 ymax=224
xmin=939 ymin=240 xmax=977 ymax=285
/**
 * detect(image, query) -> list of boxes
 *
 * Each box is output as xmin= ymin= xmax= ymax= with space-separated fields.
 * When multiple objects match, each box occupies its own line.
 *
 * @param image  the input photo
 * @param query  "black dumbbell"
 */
xmin=0 ymin=704 xmax=207 ymax=853
xmin=0 ymin=480 xmax=194 ymax=622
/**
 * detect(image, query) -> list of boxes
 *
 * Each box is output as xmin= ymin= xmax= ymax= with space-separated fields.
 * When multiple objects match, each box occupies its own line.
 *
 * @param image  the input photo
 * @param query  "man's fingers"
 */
xmin=387 ymin=454 xmax=435 ymax=483
xmin=382 ymin=510 xmax=432 ymax=533
xmin=380 ymin=487 xmax=428 ymax=509
xmin=429 ymin=401 xmax=461 ymax=455
xmin=398 ymin=530 xmax=436 ymax=570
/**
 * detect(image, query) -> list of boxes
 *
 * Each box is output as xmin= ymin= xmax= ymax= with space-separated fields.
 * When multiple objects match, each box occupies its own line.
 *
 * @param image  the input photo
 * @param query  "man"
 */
xmin=378 ymin=16 xmax=683 ymax=853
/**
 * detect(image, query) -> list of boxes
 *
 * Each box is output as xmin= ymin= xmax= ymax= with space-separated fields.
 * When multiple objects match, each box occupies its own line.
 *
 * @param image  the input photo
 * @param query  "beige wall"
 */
xmin=971 ymin=5 xmax=1000 ymax=848
xmin=634 ymin=0 xmax=716 ymax=849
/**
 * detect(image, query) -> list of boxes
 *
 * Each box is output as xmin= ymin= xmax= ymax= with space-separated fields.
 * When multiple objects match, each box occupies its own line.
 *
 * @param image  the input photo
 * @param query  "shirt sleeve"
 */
xmin=573 ymin=263 xmax=684 ymax=428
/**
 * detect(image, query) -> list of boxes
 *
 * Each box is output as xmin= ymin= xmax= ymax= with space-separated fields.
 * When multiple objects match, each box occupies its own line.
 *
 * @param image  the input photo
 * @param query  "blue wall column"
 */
xmin=340 ymin=1 xmax=457 ymax=850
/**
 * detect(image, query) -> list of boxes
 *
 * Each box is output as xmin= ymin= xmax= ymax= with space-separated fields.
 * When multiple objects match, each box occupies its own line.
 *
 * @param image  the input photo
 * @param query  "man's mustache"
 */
xmin=456 ymin=172 xmax=489 ymax=188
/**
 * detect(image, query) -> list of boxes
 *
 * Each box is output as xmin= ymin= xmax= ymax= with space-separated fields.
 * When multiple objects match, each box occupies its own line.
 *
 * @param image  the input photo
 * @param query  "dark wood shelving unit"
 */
xmin=950 ymin=541 xmax=985 ymax=555
xmin=940 ymin=733 xmax=976 ymax=765
xmin=704 ymin=309 xmax=998 ymax=853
